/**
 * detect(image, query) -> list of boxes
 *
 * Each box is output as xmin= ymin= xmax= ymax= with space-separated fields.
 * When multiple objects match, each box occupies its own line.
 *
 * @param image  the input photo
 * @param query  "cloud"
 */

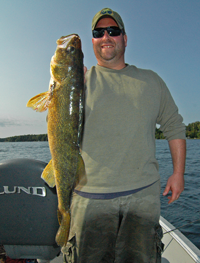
xmin=0 ymin=119 xmax=20 ymax=127
xmin=0 ymin=117 xmax=47 ymax=138
xmin=0 ymin=118 xmax=43 ymax=127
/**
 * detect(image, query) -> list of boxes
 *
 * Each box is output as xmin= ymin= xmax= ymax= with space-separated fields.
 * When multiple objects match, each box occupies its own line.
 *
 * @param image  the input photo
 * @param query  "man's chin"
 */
xmin=100 ymin=52 xmax=115 ymax=61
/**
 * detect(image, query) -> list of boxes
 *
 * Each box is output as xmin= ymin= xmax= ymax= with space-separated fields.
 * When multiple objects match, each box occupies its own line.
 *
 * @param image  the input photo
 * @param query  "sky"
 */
xmin=0 ymin=0 xmax=200 ymax=138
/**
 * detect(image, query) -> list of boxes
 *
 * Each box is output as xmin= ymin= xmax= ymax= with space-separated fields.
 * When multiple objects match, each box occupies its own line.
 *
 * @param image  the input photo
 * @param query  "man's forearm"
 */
xmin=163 ymin=139 xmax=186 ymax=204
xmin=168 ymin=139 xmax=186 ymax=176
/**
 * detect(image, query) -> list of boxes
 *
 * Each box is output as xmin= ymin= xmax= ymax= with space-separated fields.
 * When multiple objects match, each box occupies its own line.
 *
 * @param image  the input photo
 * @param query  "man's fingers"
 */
xmin=163 ymin=185 xmax=170 ymax=196
xmin=167 ymin=192 xmax=180 ymax=204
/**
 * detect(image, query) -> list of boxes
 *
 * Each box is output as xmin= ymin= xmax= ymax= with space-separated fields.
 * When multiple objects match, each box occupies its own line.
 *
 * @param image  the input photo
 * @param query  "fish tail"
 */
xmin=56 ymin=210 xmax=71 ymax=247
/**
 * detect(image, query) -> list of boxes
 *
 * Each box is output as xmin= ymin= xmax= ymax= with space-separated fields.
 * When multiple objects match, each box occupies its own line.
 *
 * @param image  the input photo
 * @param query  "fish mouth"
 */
xmin=57 ymin=34 xmax=81 ymax=49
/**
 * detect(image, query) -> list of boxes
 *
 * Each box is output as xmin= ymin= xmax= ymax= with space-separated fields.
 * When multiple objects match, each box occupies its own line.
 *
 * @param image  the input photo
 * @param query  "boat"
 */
xmin=0 ymin=158 xmax=200 ymax=263
xmin=160 ymin=216 xmax=200 ymax=263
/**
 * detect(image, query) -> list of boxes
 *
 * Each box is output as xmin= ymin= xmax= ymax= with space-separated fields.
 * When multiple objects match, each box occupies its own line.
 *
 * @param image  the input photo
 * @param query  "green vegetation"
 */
xmin=155 ymin=128 xmax=165 ymax=139
xmin=0 ymin=121 xmax=200 ymax=142
xmin=156 ymin=121 xmax=200 ymax=139
xmin=0 ymin=134 xmax=48 ymax=142
xmin=186 ymin=121 xmax=200 ymax=139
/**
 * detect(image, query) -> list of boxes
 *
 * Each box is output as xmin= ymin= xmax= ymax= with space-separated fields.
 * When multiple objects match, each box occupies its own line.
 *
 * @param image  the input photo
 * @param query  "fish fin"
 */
xmin=56 ymin=211 xmax=71 ymax=246
xmin=26 ymin=91 xmax=50 ymax=112
xmin=57 ymin=209 xmax=62 ymax=225
xmin=41 ymin=159 xmax=56 ymax=187
xmin=75 ymin=153 xmax=86 ymax=186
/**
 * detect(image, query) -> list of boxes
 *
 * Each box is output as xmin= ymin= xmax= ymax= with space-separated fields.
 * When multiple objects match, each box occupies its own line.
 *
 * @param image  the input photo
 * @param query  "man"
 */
xmin=62 ymin=8 xmax=186 ymax=263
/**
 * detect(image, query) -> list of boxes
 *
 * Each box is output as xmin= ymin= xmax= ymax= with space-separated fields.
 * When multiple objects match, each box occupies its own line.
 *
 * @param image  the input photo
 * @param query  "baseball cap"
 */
xmin=92 ymin=8 xmax=126 ymax=33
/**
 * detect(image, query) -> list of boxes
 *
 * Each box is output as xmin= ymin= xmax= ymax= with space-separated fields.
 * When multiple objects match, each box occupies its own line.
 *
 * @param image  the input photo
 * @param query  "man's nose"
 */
xmin=102 ymin=30 xmax=110 ymax=39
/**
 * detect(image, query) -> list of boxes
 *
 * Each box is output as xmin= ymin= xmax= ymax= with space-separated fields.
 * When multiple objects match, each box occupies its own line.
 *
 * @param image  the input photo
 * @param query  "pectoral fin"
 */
xmin=41 ymin=159 xmax=55 ymax=187
xmin=26 ymin=91 xmax=50 ymax=112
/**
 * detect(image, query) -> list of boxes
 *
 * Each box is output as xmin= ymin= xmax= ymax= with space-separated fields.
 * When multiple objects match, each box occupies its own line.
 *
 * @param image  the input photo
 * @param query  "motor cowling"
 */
xmin=0 ymin=158 xmax=60 ymax=260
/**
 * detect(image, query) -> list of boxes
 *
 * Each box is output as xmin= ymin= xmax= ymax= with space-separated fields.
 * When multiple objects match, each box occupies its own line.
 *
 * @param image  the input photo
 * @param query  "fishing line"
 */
xmin=163 ymin=218 xmax=200 ymax=235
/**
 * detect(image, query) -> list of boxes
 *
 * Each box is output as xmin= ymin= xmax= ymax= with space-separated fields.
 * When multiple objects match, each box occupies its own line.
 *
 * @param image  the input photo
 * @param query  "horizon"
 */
xmin=1 ymin=121 xmax=199 ymax=140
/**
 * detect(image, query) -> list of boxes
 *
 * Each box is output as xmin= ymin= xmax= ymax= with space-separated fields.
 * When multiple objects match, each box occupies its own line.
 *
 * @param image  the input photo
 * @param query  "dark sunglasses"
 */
xmin=92 ymin=26 xmax=123 ymax=38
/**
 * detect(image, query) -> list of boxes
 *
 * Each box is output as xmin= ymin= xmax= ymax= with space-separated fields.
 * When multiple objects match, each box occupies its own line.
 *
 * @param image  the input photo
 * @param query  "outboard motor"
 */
xmin=0 ymin=159 xmax=60 ymax=262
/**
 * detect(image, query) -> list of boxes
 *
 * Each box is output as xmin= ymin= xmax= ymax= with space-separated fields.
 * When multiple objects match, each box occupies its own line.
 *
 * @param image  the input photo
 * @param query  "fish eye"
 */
xmin=67 ymin=46 xmax=75 ymax=53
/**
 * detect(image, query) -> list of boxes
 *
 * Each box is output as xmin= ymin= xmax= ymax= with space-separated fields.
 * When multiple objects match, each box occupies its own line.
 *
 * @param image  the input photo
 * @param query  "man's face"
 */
xmin=92 ymin=17 xmax=127 ymax=68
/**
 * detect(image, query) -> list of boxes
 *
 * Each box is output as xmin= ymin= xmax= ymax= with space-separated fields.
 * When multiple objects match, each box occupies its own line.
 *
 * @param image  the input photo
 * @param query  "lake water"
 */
xmin=0 ymin=139 xmax=199 ymax=249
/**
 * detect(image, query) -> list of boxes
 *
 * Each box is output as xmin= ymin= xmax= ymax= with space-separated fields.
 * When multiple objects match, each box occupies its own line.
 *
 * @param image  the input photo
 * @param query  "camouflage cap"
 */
xmin=92 ymin=8 xmax=126 ymax=33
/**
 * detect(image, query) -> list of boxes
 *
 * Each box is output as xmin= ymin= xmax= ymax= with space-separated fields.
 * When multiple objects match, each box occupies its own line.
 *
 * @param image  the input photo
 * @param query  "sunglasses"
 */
xmin=92 ymin=26 xmax=123 ymax=38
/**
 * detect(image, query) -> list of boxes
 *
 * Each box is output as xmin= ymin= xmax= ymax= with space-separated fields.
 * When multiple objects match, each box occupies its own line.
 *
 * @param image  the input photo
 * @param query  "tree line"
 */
xmin=0 ymin=134 xmax=48 ymax=142
xmin=186 ymin=121 xmax=200 ymax=139
xmin=0 ymin=121 xmax=199 ymax=142
xmin=156 ymin=121 xmax=200 ymax=139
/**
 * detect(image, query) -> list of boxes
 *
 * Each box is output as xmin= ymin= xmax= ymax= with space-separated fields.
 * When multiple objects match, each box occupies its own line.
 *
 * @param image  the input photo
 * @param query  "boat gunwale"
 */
xmin=160 ymin=216 xmax=200 ymax=262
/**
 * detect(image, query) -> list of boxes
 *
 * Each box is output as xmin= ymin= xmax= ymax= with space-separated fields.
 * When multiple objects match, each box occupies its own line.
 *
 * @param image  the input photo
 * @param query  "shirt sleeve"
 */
xmin=156 ymin=75 xmax=186 ymax=141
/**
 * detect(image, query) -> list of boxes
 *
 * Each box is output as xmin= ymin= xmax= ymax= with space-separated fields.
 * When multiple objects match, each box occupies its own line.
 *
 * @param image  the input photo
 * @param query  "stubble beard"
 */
xmin=94 ymin=39 xmax=126 ymax=65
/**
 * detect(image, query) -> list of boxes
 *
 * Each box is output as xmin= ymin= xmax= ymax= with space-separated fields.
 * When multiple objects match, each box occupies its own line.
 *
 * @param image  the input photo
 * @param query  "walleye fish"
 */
xmin=26 ymin=34 xmax=85 ymax=246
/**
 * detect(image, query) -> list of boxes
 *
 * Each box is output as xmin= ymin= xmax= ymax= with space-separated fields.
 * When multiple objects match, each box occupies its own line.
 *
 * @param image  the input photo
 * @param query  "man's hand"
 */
xmin=163 ymin=173 xmax=184 ymax=204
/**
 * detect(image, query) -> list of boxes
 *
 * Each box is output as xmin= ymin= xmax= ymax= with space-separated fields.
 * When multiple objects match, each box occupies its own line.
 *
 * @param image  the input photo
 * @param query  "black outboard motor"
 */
xmin=0 ymin=159 xmax=60 ymax=261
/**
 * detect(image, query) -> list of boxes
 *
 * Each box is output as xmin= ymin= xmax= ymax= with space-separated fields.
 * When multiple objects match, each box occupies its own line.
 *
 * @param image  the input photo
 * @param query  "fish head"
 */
xmin=50 ymin=34 xmax=83 ymax=82
xmin=54 ymin=34 xmax=82 ymax=65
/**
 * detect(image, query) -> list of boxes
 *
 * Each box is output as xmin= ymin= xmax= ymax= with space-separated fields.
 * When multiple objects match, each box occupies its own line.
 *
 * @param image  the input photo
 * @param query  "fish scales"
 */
xmin=26 ymin=34 xmax=85 ymax=247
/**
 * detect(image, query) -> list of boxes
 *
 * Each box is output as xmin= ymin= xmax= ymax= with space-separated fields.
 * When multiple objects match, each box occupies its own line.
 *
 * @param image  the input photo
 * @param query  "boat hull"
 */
xmin=160 ymin=216 xmax=200 ymax=263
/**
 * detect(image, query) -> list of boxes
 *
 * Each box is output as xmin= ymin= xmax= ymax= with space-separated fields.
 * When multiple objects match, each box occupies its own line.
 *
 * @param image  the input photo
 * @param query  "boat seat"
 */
xmin=0 ymin=158 xmax=60 ymax=261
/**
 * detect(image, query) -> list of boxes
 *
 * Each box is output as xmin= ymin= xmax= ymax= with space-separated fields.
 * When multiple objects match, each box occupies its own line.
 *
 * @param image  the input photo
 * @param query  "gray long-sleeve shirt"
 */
xmin=75 ymin=64 xmax=186 ymax=193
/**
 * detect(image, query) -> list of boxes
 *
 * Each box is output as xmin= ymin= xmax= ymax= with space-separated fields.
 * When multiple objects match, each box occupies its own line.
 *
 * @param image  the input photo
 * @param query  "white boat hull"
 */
xmin=160 ymin=216 xmax=200 ymax=263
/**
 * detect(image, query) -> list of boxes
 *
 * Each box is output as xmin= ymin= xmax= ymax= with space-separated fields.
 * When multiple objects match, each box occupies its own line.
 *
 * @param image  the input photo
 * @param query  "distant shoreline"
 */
xmin=0 ymin=121 xmax=199 ymax=142
xmin=0 ymin=134 xmax=48 ymax=142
